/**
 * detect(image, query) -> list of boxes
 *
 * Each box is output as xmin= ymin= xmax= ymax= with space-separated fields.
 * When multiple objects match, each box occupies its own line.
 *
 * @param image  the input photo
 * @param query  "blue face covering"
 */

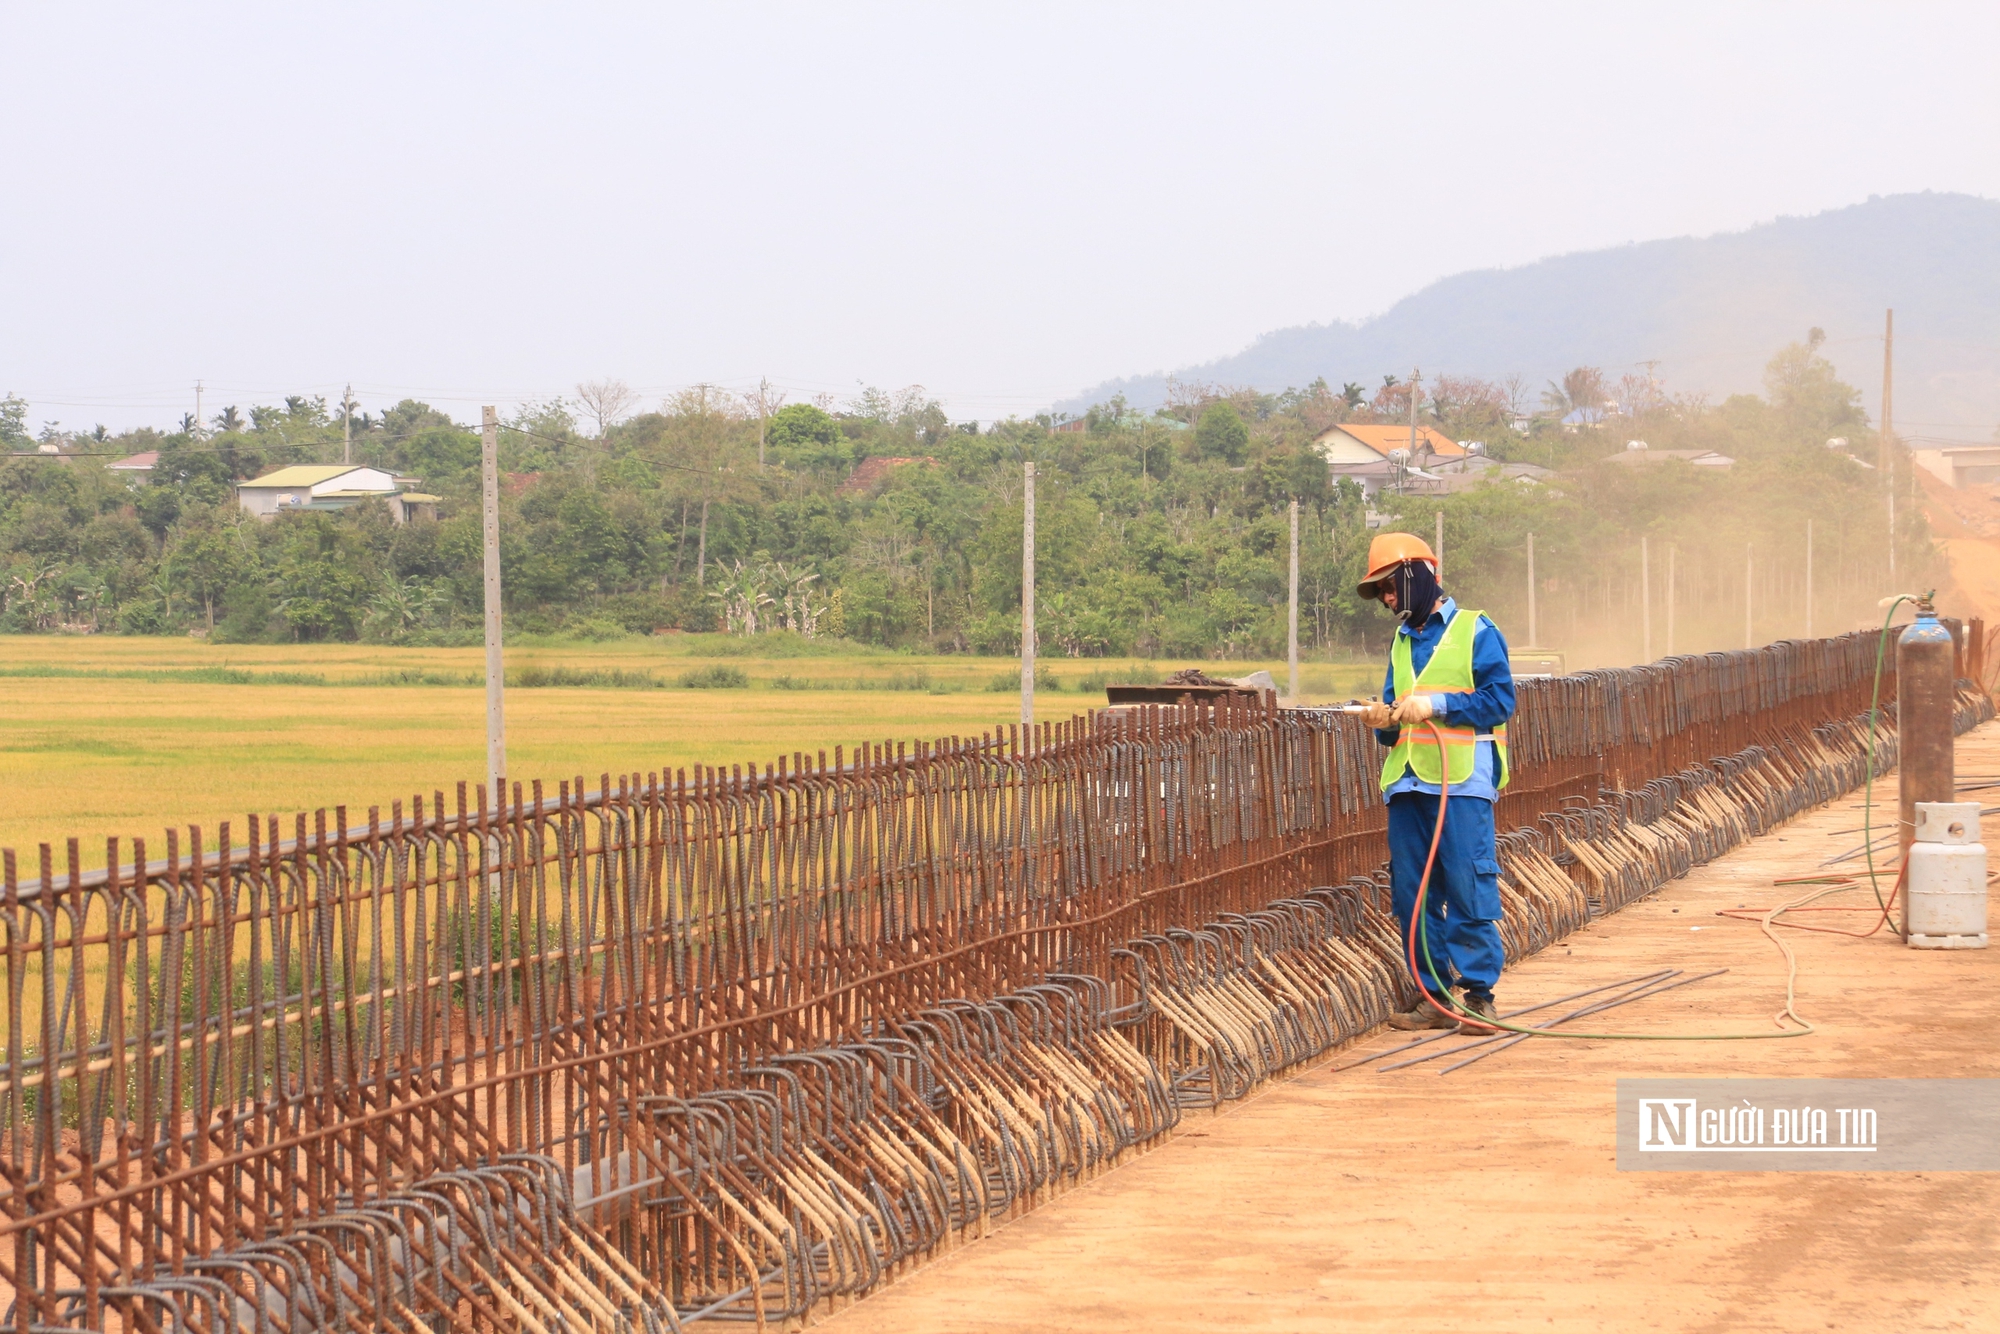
xmin=1392 ymin=559 xmax=1440 ymax=627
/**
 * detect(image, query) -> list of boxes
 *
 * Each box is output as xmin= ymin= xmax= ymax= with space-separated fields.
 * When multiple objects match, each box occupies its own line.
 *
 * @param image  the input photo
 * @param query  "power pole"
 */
xmin=1805 ymin=520 xmax=1814 ymax=638
xmin=1408 ymin=367 xmax=1422 ymax=462
xmin=1666 ymin=545 xmax=1677 ymax=656
xmin=757 ymin=376 xmax=769 ymax=472
xmin=1882 ymin=307 xmax=1896 ymax=585
xmin=1641 ymin=536 xmax=1652 ymax=662
xmin=194 ymin=380 xmax=204 ymax=438
xmin=1434 ymin=509 xmax=1444 ymax=579
xmin=1744 ymin=543 xmax=1754 ymax=650
xmin=1880 ymin=308 xmax=1894 ymax=475
xmin=341 ymin=384 xmax=356 ymax=465
xmin=1021 ymin=461 xmax=1036 ymax=731
xmin=1526 ymin=531 xmax=1537 ymax=647
xmin=1888 ymin=487 xmax=1897 ymax=583
xmin=481 ymin=406 xmax=507 ymax=809
xmin=1288 ymin=499 xmax=1300 ymax=703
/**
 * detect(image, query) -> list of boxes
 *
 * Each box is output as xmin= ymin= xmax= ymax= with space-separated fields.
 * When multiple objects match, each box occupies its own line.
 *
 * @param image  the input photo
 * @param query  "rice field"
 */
xmin=0 ymin=634 xmax=1380 ymax=866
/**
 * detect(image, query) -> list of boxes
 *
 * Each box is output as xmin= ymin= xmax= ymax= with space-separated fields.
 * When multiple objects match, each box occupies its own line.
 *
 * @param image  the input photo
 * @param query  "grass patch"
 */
xmin=0 ymin=664 xmax=334 ymax=687
xmin=353 ymin=668 xmax=481 ymax=687
xmin=512 ymin=666 xmax=661 ymax=689
xmin=677 ymin=665 xmax=750 ymax=689
xmin=876 ymin=671 xmax=933 ymax=692
xmin=986 ymin=668 xmax=1061 ymax=692
xmin=0 ymin=637 xmax=1380 ymax=864
xmin=674 ymin=632 xmax=892 ymax=660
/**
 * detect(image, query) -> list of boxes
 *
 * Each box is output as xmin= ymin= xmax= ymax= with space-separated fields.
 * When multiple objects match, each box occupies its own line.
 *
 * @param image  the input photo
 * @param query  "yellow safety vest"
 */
xmin=1380 ymin=608 xmax=1511 ymax=791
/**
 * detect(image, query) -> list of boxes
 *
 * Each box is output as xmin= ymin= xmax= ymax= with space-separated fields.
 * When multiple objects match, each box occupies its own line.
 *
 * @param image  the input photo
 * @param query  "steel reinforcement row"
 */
xmin=0 ymin=631 xmax=1988 ymax=1332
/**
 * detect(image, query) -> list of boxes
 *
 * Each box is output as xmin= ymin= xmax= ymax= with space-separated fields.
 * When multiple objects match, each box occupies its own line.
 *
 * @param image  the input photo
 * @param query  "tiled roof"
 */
xmin=1315 ymin=424 xmax=1468 ymax=459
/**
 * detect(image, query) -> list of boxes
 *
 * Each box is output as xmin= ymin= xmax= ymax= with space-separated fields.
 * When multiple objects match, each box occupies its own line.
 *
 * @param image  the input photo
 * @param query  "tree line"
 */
xmin=0 ymin=335 xmax=1937 ymax=664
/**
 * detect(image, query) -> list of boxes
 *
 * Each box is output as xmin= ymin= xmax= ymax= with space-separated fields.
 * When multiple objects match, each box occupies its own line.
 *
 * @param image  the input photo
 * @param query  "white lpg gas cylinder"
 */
xmin=1907 ymin=801 xmax=1988 ymax=949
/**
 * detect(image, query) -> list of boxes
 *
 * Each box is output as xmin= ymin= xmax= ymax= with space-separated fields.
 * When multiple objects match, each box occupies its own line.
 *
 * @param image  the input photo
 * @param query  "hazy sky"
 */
xmin=5 ymin=2 xmax=1998 ymax=434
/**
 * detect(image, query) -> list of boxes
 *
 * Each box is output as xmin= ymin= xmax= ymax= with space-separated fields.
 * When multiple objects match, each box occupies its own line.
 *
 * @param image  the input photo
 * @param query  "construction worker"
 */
xmin=1355 ymin=532 xmax=1515 ymax=1034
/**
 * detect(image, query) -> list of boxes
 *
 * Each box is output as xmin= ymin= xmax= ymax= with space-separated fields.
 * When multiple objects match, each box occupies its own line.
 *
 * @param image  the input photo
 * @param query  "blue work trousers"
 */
xmin=1387 ymin=791 xmax=1505 ymax=1000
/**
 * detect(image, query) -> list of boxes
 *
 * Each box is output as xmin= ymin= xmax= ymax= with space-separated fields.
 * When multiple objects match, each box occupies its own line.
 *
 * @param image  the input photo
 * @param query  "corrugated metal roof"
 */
xmin=242 ymin=465 xmax=366 ymax=488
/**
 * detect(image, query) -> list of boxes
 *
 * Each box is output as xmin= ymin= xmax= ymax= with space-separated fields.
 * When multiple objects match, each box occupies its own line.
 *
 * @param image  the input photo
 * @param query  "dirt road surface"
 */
xmin=1924 ymin=469 xmax=2000 ymax=635
xmin=817 ymin=726 xmax=2000 ymax=1333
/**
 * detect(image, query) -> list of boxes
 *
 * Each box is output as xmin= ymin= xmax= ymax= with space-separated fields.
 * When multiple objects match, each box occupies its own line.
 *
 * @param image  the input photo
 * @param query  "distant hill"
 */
xmin=1062 ymin=192 xmax=2000 ymax=445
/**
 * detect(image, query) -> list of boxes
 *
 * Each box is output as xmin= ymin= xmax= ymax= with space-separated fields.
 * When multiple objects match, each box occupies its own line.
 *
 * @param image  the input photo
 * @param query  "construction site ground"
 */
xmin=818 ymin=723 xmax=2000 ymax=1334
xmin=1924 ymin=467 xmax=2000 ymax=638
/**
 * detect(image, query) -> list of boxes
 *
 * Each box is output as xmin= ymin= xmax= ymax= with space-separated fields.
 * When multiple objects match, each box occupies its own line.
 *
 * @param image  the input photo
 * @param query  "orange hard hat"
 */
xmin=1357 ymin=531 xmax=1437 ymax=598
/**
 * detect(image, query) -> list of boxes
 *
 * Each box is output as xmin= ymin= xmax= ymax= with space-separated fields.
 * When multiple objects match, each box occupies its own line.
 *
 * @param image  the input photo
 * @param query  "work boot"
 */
xmin=1387 ymin=993 xmax=1458 ymax=1030
xmin=1455 ymin=993 xmax=1501 ymax=1035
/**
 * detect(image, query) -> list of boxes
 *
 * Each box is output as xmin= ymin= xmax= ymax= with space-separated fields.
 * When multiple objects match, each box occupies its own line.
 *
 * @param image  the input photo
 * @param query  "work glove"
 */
xmin=1358 ymin=701 xmax=1394 ymax=729
xmin=1390 ymin=693 xmax=1437 ymax=725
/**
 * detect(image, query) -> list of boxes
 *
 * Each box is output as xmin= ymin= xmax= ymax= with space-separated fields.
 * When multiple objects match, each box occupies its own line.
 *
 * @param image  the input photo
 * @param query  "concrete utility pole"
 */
xmin=1883 ymin=308 xmax=1897 ymax=585
xmin=1889 ymin=487 xmax=1897 ymax=583
xmin=341 ymin=384 xmax=356 ymax=465
xmin=194 ymin=380 xmax=204 ymax=438
xmin=1880 ymin=308 xmax=1894 ymax=475
xmin=1434 ymin=509 xmax=1444 ymax=579
xmin=1526 ymin=532 xmax=1538 ymax=646
xmin=1744 ymin=544 xmax=1754 ymax=650
xmin=1288 ymin=499 xmax=1301 ymax=703
xmin=481 ymin=407 xmax=507 ymax=808
xmin=1407 ymin=367 xmax=1422 ymax=463
xmin=757 ymin=376 xmax=769 ymax=472
xmin=1667 ymin=545 xmax=1677 ymax=656
xmin=1805 ymin=520 xmax=1814 ymax=638
xmin=1021 ymin=461 xmax=1036 ymax=731
xmin=1641 ymin=536 xmax=1652 ymax=662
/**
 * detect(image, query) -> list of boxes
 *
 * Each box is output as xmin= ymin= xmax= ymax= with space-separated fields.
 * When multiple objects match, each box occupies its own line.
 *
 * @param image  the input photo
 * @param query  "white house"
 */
xmin=1916 ymin=446 xmax=2000 ymax=489
xmin=236 ymin=465 xmax=431 ymax=522
xmin=1310 ymin=423 xmax=1470 ymax=497
xmin=1601 ymin=447 xmax=1734 ymax=471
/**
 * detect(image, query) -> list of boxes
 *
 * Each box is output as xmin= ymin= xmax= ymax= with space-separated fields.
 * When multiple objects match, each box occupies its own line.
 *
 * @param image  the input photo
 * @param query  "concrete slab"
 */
xmin=817 ymin=724 xmax=2000 ymax=1333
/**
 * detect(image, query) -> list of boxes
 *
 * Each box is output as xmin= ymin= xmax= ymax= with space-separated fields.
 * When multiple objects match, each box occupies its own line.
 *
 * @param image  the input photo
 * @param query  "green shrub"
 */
xmin=985 ymin=667 xmax=1059 ymax=692
xmin=511 ymin=666 xmax=660 ymax=688
xmin=565 ymin=616 xmax=632 ymax=642
xmin=596 ymin=591 xmax=677 ymax=634
xmin=678 ymin=665 xmax=749 ymax=689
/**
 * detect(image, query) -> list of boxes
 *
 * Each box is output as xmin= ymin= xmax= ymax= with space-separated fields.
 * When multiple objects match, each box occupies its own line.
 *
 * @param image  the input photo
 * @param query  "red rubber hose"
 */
xmin=1402 ymin=719 xmax=1477 ymax=1026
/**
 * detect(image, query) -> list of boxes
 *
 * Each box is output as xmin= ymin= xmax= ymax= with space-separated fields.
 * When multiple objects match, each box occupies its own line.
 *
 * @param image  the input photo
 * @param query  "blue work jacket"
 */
xmin=1375 ymin=596 xmax=1517 ymax=803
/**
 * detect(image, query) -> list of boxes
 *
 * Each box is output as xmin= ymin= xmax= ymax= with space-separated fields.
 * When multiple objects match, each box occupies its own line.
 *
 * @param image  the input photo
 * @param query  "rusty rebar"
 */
xmin=0 ymin=632 xmax=1988 ymax=1331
